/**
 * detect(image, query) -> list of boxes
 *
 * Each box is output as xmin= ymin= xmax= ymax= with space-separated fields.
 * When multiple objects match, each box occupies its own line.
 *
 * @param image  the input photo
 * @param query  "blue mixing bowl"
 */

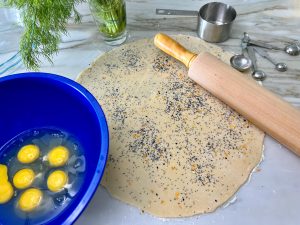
xmin=0 ymin=72 xmax=109 ymax=225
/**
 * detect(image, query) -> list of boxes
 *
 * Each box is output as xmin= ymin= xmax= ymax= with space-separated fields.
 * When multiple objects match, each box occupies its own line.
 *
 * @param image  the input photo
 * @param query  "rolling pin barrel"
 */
xmin=154 ymin=33 xmax=300 ymax=156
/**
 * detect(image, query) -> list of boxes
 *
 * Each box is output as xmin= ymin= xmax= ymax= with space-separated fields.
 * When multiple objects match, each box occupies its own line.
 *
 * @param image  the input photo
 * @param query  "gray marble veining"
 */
xmin=1 ymin=1 xmax=300 ymax=225
xmin=1 ymin=0 xmax=299 ymax=105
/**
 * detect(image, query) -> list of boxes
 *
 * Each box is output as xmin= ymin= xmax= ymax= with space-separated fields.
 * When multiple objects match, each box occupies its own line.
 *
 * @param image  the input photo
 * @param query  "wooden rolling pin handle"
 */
xmin=154 ymin=33 xmax=300 ymax=156
xmin=154 ymin=33 xmax=197 ymax=68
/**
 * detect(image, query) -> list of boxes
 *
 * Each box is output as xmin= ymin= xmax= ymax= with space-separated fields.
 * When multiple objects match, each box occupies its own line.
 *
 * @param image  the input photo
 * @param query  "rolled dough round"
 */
xmin=77 ymin=35 xmax=264 ymax=217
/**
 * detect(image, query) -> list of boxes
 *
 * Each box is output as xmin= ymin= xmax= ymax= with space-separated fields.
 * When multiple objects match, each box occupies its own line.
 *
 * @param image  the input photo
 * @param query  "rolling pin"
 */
xmin=154 ymin=33 xmax=300 ymax=156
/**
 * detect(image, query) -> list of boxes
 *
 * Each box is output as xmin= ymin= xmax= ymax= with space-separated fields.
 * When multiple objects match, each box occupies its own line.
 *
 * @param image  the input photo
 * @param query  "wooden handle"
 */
xmin=154 ymin=33 xmax=197 ymax=68
xmin=189 ymin=52 xmax=300 ymax=156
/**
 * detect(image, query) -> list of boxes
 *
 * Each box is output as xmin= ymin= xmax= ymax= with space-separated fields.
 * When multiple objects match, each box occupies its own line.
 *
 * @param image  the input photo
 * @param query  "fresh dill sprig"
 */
xmin=7 ymin=0 xmax=84 ymax=70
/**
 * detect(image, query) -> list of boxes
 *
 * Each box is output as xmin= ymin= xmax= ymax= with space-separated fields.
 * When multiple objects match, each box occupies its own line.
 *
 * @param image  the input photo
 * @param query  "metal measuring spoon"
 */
xmin=230 ymin=42 xmax=252 ymax=72
xmin=247 ymin=46 xmax=267 ymax=81
xmin=242 ymin=32 xmax=300 ymax=56
xmin=284 ymin=43 xmax=300 ymax=56
xmin=254 ymin=48 xmax=287 ymax=72
xmin=230 ymin=55 xmax=252 ymax=72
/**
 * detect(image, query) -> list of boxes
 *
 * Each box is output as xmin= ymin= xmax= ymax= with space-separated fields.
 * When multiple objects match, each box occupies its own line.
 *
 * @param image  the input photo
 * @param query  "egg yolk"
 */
xmin=47 ymin=170 xmax=68 ymax=192
xmin=13 ymin=169 xmax=35 ymax=189
xmin=0 ymin=181 xmax=14 ymax=204
xmin=48 ymin=146 xmax=69 ymax=167
xmin=17 ymin=145 xmax=40 ymax=164
xmin=18 ymin=188 xmax=42 ymax=212
xmin=0 ymin=164 xmax=8 ymax=181
xmin=0 ymin=164 xmax=14 ymax=204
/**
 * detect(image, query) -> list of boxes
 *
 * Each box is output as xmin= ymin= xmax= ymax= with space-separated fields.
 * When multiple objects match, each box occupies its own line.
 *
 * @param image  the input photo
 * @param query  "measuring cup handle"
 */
xmin=156 ymin=9 xmax=198 ymax=16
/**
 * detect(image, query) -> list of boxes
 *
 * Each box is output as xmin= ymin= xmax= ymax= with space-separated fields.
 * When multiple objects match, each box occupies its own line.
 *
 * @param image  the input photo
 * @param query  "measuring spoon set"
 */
xmin=231 ymin=32 xmax=299 ymax=81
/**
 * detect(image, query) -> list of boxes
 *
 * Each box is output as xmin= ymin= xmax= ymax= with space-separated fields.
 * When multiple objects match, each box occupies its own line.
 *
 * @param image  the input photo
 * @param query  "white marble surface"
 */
xmin=1 ymin=1 xmax=300 ymax=225
xmin=1 ymin=0 xmax=300 ymax=105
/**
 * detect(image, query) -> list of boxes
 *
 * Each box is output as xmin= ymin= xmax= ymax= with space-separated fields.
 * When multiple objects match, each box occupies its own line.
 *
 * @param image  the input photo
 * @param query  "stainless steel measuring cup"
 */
xmin=156 ymin=2 xmax=237 ymax=43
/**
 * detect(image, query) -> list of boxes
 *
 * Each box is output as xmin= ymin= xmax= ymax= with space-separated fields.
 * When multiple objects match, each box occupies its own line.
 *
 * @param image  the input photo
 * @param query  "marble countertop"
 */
xmin=1 ymin=0 xmax=300 ymax=105
xmin=1 ymin=1 xmax=300 ymax=225
xmin=0 ymin=0 xmax=300 ymax=106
